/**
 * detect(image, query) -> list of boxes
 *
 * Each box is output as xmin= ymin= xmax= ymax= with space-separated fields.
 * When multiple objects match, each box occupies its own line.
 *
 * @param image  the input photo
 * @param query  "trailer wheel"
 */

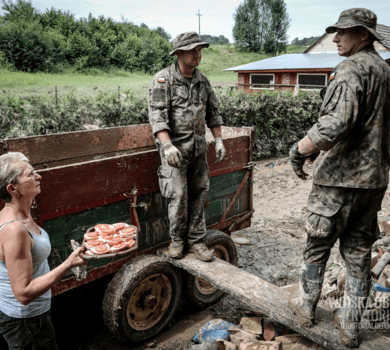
xmin=102 ymin=255 xmax=182 ymax=344
xmin=185 ymin=230 xmax=237 ymax=307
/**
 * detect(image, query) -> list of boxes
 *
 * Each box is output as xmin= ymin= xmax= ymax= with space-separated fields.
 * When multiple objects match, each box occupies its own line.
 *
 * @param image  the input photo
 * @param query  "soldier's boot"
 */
xmin=168 ymin=240 xmax=185 ymax=259
xmin=288 ymin=262 xmax=325 ymax=327
xmin=333 ymin=275 xmax=371 ymax=348
xmin=188 ymin=242 xmax=213 ymax=262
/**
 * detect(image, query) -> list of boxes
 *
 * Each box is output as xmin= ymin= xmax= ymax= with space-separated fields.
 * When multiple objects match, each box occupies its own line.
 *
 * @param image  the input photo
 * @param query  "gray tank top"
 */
xmin=0 ymin=220 xmax=51 ymax=318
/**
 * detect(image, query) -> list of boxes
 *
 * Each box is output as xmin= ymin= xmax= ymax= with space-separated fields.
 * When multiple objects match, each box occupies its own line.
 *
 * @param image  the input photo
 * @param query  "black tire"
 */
xmin=102 ymin=255 xmax=182 ymax=344
xmin=185 ymin=230 xmax=237 ymax=307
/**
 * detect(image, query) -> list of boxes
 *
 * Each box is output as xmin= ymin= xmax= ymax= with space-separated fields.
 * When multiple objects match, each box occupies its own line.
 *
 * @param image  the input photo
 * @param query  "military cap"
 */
xmin=169 ymin=32 xmax=210 ymax=56
xmin=326 ymin=8 xmax=384 ymax=41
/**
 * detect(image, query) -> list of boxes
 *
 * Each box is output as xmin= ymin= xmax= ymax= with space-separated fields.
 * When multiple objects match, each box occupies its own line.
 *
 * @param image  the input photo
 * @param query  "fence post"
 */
xmin=294 ymin=84 xmax=300 ymax=96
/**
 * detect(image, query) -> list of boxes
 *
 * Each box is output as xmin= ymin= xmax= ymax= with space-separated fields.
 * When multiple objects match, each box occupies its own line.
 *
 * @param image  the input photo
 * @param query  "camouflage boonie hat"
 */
xmin=169 ymin=32 xmax=210 ymax=56
xmin=326 ymin=8 xmax=384 ymax=41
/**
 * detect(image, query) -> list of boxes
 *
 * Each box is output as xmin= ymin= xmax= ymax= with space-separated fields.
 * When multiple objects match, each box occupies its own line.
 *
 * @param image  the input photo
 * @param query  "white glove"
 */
xmin=215 ymin=137 xmax=226 ymax=163
xmin=163 ymin=140 xmax=183 ymax=168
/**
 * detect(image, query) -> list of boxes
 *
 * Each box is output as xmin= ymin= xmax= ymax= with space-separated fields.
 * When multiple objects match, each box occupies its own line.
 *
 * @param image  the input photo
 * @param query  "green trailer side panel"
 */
xmin=43 ymin=169 xmax=250 ymax=272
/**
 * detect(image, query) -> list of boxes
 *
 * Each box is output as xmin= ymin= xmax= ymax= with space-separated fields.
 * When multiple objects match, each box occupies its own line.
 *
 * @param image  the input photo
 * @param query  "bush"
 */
xmin=215 ymin=88 xmax=322 ymax=159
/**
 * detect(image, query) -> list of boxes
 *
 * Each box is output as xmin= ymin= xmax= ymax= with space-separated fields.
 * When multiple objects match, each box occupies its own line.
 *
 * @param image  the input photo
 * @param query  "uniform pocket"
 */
xmin=157 ymin=166 xmax=176 ymax=199
xmin=303 ymin=190 xmax=342 ymax=238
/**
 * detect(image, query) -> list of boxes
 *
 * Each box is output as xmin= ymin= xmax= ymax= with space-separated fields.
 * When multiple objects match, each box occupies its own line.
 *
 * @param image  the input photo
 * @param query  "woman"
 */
xmin=0 ymin=152 xmax=88 ymax=349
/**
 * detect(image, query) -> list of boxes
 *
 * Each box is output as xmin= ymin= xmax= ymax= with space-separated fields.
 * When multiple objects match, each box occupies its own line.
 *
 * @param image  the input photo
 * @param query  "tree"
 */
xmin=1 ymin=0 xmax=39 ymax=22
xmin=232 ymin=0 xmax=289 ymax=54
xmin=154 ymin=26 xmax=171 ymax=41
xmin=264 ymin=0 xmax=289 ymax=54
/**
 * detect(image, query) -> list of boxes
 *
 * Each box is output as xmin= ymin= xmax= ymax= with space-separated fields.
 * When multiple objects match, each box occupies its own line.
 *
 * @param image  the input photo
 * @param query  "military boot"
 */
xmin=333 ymin=275 xmax=371 ymax=348
xmin=188 ymin=242 xmax=213 ymax=262
xmin=168 ymin=240 xmax=185 ymax=259
xmin=288 ymin=262 xmax=325 ymax=327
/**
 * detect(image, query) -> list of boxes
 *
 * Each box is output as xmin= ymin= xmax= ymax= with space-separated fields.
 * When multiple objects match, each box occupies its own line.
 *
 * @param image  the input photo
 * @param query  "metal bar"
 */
xmin=208 ymin=210 xmax=253 ymax=232
xmin=219 ymin=170 xmax=251 ymax=223
xmin=228 ymin=209 xmax=255 ymax=232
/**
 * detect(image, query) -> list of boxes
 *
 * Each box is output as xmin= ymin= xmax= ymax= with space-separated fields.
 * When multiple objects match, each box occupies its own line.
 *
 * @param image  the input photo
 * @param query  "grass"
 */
xmin=0 ymin=44 xmax=307 ymax=101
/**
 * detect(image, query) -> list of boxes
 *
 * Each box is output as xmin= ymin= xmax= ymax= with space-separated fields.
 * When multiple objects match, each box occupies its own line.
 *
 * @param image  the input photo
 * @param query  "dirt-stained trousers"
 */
xmin=157 ymin=151 xmax=209 ymax=244
xmin=303 ymin=184 xmax=387 ymax=280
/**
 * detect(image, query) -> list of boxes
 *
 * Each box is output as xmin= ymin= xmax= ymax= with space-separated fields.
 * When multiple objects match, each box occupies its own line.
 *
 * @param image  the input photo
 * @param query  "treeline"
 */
xmin=200 ymin=35 xmax=230 ymax=45
xmin=290 ymin=36 xmax=321 ymax=46
xmin=0 ymin=0 xmax=175 ymax=73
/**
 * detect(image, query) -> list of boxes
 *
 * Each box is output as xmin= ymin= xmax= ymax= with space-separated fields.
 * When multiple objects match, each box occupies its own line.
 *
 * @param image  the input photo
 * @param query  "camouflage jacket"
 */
xmin=307 ymin=44 xmax=390 ymax=189
xmin=148 ymin=62 xmax=224 ymax=158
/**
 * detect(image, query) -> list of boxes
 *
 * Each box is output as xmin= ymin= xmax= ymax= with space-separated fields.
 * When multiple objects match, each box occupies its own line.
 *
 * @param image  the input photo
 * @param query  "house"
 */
xmin=224 ymin=24 xmax=390 ymax=93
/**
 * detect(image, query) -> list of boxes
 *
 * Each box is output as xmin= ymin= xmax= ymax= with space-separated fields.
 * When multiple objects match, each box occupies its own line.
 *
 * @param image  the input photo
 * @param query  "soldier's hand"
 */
xmin=290 ymin=142 xmax=308 ymax=180
xmin=162 ymin=140 xmax=183 ymax=168
xmin=215 ymin=137 xmax=226 ymax=163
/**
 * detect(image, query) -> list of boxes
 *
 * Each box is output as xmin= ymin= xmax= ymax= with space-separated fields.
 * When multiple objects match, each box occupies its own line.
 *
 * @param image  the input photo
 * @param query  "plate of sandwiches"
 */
xmin=81 ymin=222 xmax=138 ymax=259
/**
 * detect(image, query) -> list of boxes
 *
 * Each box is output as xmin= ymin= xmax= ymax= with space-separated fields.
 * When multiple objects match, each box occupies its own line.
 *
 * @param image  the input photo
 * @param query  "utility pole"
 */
xmin=196 ymin=10 xmax=202 ymax=36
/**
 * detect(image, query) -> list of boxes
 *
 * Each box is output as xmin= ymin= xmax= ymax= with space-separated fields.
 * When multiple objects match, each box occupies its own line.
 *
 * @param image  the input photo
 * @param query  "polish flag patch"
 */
xmin=158 ymin=77 xmax=165 ymax=83
xmin=329 ymin=73 xmax=336 ymax=81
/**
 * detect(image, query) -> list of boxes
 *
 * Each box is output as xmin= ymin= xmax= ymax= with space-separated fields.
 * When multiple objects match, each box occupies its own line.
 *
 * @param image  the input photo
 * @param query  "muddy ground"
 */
xmin=1 ymin=158 xmax=390 ymax=350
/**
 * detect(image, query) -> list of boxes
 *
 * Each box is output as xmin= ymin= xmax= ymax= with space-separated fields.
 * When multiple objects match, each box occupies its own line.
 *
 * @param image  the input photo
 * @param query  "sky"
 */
xmin=1 ymin=0 xmax=390 ymax=44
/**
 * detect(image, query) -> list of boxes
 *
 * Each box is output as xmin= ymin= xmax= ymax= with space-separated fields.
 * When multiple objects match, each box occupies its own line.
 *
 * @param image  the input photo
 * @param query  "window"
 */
xmin=297 ymin=74 xmax=327 ymax=90
xmin=250 ymin=74 xmax=275 ymax=90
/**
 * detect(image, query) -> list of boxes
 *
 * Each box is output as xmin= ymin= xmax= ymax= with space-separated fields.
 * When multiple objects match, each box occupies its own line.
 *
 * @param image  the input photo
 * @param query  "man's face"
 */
xmin=333 ymin=28 xmax=363 ymax=57
xmin=176 ymin=46 xmax=202 ymax=69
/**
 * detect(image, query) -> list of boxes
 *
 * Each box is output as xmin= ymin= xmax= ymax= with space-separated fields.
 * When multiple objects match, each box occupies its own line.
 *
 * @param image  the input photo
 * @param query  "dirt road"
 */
xmin=1 ymin=158 xmax=389 ymax=349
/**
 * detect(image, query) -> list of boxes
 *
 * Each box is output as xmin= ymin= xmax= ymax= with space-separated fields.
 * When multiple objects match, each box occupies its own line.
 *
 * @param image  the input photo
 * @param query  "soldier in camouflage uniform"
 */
xmin=288 ymin=8 xmax=390 ymax=347
xmin=148 ymin=32 xmax=225 ymax=262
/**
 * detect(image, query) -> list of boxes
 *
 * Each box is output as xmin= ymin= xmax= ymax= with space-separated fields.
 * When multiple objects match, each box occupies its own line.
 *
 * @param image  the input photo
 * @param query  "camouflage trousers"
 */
xmin=157 ymin=152 xmax=209 ymax=244
xmin=303 ymin=184 xmax=387 ymax=280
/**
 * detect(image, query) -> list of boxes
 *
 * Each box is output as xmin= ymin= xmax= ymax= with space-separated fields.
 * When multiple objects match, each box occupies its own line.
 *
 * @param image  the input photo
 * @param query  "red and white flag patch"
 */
xmin=158 ymin=77 xmax=165 ymax=83
xmin=329 ymin=73 xmax=335 ymax=81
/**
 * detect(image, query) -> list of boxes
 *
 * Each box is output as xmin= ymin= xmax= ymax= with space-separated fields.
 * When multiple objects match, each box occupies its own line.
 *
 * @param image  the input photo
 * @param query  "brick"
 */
xmin=239 ymin=317 xmax=263 ymax=335
xmin=275 ymin=334 xmax=302 ymax=350
xmin=228 ymin=327 xmax=258 ymax=346
xmin=238 ymin=340 xmax=282 ymax=350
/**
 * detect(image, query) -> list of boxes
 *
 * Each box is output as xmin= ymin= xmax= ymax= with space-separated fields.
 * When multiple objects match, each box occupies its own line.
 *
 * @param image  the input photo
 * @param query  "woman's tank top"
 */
xmin=0 ymin=220 xmax=51 ymax=318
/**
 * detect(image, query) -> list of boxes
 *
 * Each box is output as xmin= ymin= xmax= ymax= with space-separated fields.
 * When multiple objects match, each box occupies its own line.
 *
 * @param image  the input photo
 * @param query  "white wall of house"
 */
xmin=307 ymin=33 xmax=388 ymax=53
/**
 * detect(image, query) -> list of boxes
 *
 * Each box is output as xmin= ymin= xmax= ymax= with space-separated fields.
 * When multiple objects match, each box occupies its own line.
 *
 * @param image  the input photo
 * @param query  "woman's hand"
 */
xmin=65 ymin=247 xmax=88 ymax=269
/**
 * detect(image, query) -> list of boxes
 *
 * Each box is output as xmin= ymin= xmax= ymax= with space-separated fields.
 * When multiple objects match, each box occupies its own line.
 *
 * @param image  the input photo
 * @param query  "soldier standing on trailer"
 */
xmin=148 ymin=32 xmax=225 ymax=262
xmin=288 ymin=8 xmax=390 ymax=348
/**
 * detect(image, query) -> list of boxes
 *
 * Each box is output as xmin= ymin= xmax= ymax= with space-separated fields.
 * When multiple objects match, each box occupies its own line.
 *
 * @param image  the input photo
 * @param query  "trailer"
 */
xmin=0 ymin=124 xmax=255 ymax=344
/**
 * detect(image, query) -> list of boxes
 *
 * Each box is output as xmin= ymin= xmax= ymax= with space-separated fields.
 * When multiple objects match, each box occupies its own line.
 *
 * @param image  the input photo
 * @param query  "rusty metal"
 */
xmin=126 ymin=273 xmax=172 ymax=331
xmin=219 ymin=170 xmax=251 ymax=223
xmin=228 ymin=209 xmax=255 ymax=232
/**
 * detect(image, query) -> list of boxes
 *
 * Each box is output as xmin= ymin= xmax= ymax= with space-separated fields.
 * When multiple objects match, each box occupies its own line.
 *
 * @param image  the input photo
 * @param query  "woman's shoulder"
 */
xmin=0 ymin=219 xmax=29 ymax=241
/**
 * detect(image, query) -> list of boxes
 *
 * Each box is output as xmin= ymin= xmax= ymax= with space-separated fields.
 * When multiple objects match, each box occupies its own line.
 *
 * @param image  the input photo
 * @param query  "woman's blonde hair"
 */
xmin=0 ymin=152 xmax=30 ymax=202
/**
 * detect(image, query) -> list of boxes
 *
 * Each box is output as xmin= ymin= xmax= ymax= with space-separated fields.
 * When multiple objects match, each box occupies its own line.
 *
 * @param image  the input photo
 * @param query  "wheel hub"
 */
xmin=126 ymin=273 xmax=172 ymax=331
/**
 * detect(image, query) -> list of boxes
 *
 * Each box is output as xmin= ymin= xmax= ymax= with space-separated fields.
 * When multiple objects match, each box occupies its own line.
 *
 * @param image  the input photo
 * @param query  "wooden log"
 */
xmin=372 ymin=252 xmax=390 ymax=278
xmin=157 ymin=248 xmax=390 ymax=350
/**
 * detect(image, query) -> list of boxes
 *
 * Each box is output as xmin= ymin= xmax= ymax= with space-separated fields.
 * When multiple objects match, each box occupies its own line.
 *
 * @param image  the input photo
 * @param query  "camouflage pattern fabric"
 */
xmin=158 ymin=152 xmax=209 ymax=244
xmin=326 ymin=8 xmax=384 ymax=40
xmin=169 ymin=31 xmax=209 ymax=56
xmin=307 ymin=44 xmax=390 ymax=188
xmin=149 ymin=62 xmax=223 ymax=159
xmin=149 ymin=62 xmax=223 ymax=242
xmin=303 ymin=184 xmax=386 ymax=280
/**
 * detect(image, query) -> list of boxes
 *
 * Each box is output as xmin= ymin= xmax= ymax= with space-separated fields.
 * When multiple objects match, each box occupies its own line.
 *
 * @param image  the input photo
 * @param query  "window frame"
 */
xmin=250 ymin=73 xmax=275 ymax=90
xmin=297 ymin=73 xmax=327 ymax=91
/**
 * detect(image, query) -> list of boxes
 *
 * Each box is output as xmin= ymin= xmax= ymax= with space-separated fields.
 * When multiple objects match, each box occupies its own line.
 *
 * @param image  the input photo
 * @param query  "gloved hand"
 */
xmin=215 ymin=137 xmax=226 ymax=163
xmin=162 ymin=140 xmax=183 ymax=168
xmin=290 ymin=142 xmax=308 ymax=180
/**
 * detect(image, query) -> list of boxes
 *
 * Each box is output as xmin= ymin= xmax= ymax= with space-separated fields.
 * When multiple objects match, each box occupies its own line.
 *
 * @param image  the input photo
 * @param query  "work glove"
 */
xmin=162 ymin=140 xmax=183 ymax=168
xmin=215 ymin=137 xmax=226 ymax=163
xmin=290 ymin=142 xmax=308 ymax=180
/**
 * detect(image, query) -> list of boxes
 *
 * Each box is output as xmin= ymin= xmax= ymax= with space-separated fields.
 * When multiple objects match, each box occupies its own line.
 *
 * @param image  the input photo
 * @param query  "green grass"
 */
xmin=0 ymin=44 xmax=293 ymax=100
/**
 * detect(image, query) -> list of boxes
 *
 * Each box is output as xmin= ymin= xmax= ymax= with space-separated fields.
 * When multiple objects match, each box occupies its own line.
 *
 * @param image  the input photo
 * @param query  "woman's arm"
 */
xmin=2 ymin=222 xmax=87 ymax=306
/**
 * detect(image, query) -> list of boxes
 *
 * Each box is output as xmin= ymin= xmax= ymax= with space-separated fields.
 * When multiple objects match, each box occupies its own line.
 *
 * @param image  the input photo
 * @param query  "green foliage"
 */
xmin=215 ymin=87 xmax=322 ymax=159
xmin=233 ymin=0 xmax=289 ymax=54
xmin=200 ymin=34 xmax=230 ymax=45
xmin=0 ymin=0 xmax=175 ymax=73
xmin=291 ymin=36 xmax=321 ymax=46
